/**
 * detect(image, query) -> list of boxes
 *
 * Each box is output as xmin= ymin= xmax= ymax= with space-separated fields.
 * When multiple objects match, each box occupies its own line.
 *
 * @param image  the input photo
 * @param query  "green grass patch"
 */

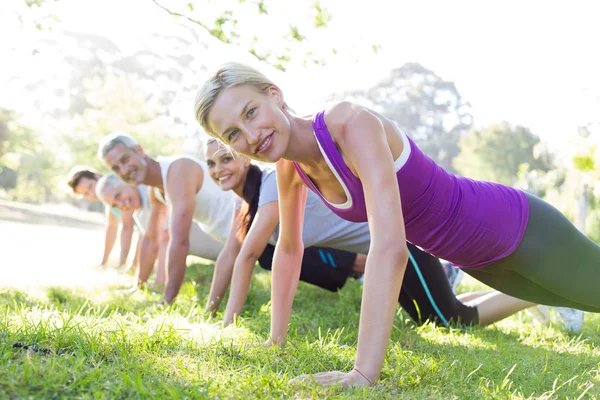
xmin=1 ymin=260 xmax=598 ymax=399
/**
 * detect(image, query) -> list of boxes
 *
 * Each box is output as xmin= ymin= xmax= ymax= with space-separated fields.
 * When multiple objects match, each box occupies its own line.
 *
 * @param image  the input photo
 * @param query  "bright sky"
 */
xmin=1 ymin=0 xmax=599 ymax=147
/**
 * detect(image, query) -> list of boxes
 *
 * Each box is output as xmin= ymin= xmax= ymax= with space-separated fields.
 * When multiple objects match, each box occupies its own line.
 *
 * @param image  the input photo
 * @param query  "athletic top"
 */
xmin=244 ymin=168 xmax=371 ymax=254
xmin=132 ymin=184 xmax=151 ymax=232
xmin=293 ymin=111 xmax=530 ymax=269
xmin=157 ymin=155 xmax=234 ymax=243
xmin=153 ymin=187 xmax=167 ymax=205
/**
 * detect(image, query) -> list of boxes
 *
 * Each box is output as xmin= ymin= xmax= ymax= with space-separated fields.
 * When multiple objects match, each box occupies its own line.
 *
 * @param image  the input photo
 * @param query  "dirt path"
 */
xmin=0 ymin=200 xmax=131 ymax=290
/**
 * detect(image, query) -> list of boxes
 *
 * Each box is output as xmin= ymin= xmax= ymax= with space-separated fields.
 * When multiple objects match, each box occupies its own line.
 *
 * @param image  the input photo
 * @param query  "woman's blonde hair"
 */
xmin=194 ymin=62 xmax=290 ymax=136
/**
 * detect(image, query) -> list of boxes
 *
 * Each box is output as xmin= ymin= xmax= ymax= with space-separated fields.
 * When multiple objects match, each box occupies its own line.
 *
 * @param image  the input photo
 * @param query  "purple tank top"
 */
xmin=293 ymin=111 xmax=530 ymax=269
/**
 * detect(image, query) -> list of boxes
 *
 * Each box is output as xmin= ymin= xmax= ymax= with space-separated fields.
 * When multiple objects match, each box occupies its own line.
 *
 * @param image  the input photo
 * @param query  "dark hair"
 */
xmin=67 ymin=168 xmax=101 ymax=193
xmin=238 ymin=164 xmax=263 ymax=240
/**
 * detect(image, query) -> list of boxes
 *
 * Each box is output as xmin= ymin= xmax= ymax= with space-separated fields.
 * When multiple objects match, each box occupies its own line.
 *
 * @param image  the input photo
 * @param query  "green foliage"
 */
xmin=517 ymin=164 xmax=565 ymax=199
xmin=56 ymin=74 xmax=183 ymax=173
xmin=0 ymin=109 xmax=36 ymax=158
xmin=0 ymin=109 xmax=62 ymax=202
xmin=0 ymin=110 xmax=9 ymax=158
xmin=312 ymin=1 xmax=331 ymax=28
xmin=585 ymin=208 xmax=600 ymax=243
xmin=0 ymin=72 xmax=183 ymax=203
xmin=255 ymin=0 xmax=268 ymax=15
xmin=151 ymin=0 xmax=367 ymax=71
xmin=454 ymin=122 xmax=550 ymax=186
xmin=24 ymin=0 xmax=49 ymax=7
xmin=288 ymin=25 xmax=306 ymax=42
xmin=0 ymin=264 xmax=599 ymax=399
xmin=17 ymin=0 xmax=60 ymax=31
xmin=572 ymin=154 xmax=595 ymax=172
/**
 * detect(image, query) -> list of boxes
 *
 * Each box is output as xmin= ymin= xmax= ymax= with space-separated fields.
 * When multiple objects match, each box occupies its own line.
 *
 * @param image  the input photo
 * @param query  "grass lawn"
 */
xmin=1 ymin=259 xmax=599 ymax=399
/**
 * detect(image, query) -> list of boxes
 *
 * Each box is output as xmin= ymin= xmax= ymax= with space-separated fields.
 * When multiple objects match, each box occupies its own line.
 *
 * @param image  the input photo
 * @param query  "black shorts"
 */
xmin=258 ymin=244 xmax=356 ymax=292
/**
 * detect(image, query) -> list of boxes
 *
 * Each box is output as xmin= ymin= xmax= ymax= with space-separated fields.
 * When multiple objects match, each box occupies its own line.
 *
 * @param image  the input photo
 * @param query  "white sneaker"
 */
xmin=526 ymin=305 xmax=551 ymax=326
xmin=554 ymin=307 xmax=584 ymax=334
xmin=443 ymin=263 xmax=464 ymax=293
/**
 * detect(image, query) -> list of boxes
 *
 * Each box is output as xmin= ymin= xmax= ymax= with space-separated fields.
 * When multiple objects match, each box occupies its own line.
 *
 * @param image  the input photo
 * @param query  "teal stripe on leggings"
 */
xmin=408 ymin=250 xmax=450 ymax=327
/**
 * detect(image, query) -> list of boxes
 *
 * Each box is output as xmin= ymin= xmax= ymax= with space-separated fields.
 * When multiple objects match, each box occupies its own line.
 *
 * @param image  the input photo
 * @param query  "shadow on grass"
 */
xmin=0 ymin=285 xmax=164 ymax=320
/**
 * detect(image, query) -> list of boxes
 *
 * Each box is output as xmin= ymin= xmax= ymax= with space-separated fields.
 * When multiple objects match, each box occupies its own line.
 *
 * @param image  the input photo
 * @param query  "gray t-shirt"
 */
xmin=255 ymin=168 xmax=371 ymax=254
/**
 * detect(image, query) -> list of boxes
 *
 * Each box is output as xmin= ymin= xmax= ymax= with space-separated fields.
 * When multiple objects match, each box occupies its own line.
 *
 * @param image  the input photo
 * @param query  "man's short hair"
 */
xmin=97 ymin=132 xmax=139 ymax=160
xmin=66 ymin=166 xmax=101 ymax=193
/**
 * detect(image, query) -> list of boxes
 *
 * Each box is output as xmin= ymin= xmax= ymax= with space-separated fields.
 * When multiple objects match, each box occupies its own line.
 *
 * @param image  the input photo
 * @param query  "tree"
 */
xmin=16 ymin=0 xmax=376 ymax=72
xmin=453 ymin=122 xmax=550 ymax=186
xmin=0 ymin=109 xmax=61 ymax=202
xmin=151 ymin=0 xmax=373 ymax=71
xmin=561 ymin=127 xmax=600 ymax=231
xmin=331 ymin=63 xmax=472 ymax=172
xmin=0 ymin=109 xmax=12 ymax=158
xmin=56 ymin=74 xmax=184 ymax=172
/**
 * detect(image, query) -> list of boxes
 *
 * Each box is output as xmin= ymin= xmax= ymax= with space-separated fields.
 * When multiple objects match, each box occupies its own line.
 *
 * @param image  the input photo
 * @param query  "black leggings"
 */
xmin=401 ymin=243 xmax=478 ymax=326
xmin=464 ymin=192 xmax=600 ymax=312
xmin=258 ymin=243 xmax=478 ymax=326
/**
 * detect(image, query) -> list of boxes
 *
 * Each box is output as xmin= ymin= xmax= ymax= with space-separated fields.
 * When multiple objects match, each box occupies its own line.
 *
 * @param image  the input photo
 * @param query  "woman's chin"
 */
xmin=219 ymin=181 xmax=235 ymax=191
xmin=258 ymin=148 xmax=283 ymax=163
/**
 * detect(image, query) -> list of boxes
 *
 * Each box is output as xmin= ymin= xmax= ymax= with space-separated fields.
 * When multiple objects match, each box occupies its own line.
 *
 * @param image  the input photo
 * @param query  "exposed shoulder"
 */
xmin=275 ymin=159 xmax=303 ymax=188
xmin=166 ymin=158 xmax=204 ymax=192
xmin=169 ymin=157 xmax=203 ymax=176
xmin=322 ymin=101 xmax=377 ymax=141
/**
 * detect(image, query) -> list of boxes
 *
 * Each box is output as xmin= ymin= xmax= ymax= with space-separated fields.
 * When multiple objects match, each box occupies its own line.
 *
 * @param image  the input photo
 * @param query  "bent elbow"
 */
xmin=277 ymin=237 xmax=301 ymax=254
xmin=238 ymin=247 xmax=259 ymax=266
xmin=172 ymin=235 xmax=190 ymax=249
xmin=375 ymin=241 xmax=409 ymax=270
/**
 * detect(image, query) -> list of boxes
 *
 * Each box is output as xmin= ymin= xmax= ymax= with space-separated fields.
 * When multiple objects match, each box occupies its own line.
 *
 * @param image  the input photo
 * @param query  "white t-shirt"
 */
xmin=238 ymin=167 xmax=371 ymax=254
xmin=158 ymin=155 xmax=235 ymax=243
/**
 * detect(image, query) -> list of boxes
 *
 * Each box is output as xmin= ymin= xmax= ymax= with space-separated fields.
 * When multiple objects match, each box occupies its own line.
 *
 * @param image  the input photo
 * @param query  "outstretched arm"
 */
xmin=154 ymin=228 xmax=170 ymax=286
xmin=125 ymin=231 xmax=142 ymax=273
xmin=205 ymin=208 xmax=242 ymax=314
xmin=224 ymin=201 xmax=279 ymax=324
xmin=137 ymin=189 xmax=167 ymax=287
xmin=269 ymin=160 xmax=307 ymax=345
xmin=100 ymin=209 xmax=119 ymax=266
xmin=308 ymin=104 xmax=409 ymax=387
xmin=163 ymin=160 xmax=201 ymax=304
xmin=118 ymin=209 xmax=136 ymax=266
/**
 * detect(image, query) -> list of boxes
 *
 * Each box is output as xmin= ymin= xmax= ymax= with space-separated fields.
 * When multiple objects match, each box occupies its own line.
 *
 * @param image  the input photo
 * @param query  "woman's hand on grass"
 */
xmin=290 ymin=369 xmax=372 ymax=388
xmin=260 ymin=336 xmax=286 ymax=348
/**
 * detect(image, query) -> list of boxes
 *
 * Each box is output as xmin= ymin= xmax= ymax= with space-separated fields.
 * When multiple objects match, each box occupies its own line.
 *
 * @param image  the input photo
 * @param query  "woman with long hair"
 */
xmin=204 ymin=138 xmax=533 ymax=329
xmin=195 ymin=62 xmax=597 ymax=387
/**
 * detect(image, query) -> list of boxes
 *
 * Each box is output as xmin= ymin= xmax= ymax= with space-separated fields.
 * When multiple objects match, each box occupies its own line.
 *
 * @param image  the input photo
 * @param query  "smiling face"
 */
xmin=204 ymin=140 xmax=250 ymax=193
xmin=103 ymin=143 xmax=147 ymax=185
xmin=206 ymin=85 xmax=291 ymax=163
xmin=99 ymin=182 xmax=141 ymax=211
xmin=74 ymin=177 xmax=98 ymax=200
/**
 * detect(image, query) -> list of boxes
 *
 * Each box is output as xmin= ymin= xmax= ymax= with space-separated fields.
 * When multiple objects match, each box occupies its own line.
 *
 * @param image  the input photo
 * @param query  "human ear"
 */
xmin=268 ymin=86 xmax=284 ymax=107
